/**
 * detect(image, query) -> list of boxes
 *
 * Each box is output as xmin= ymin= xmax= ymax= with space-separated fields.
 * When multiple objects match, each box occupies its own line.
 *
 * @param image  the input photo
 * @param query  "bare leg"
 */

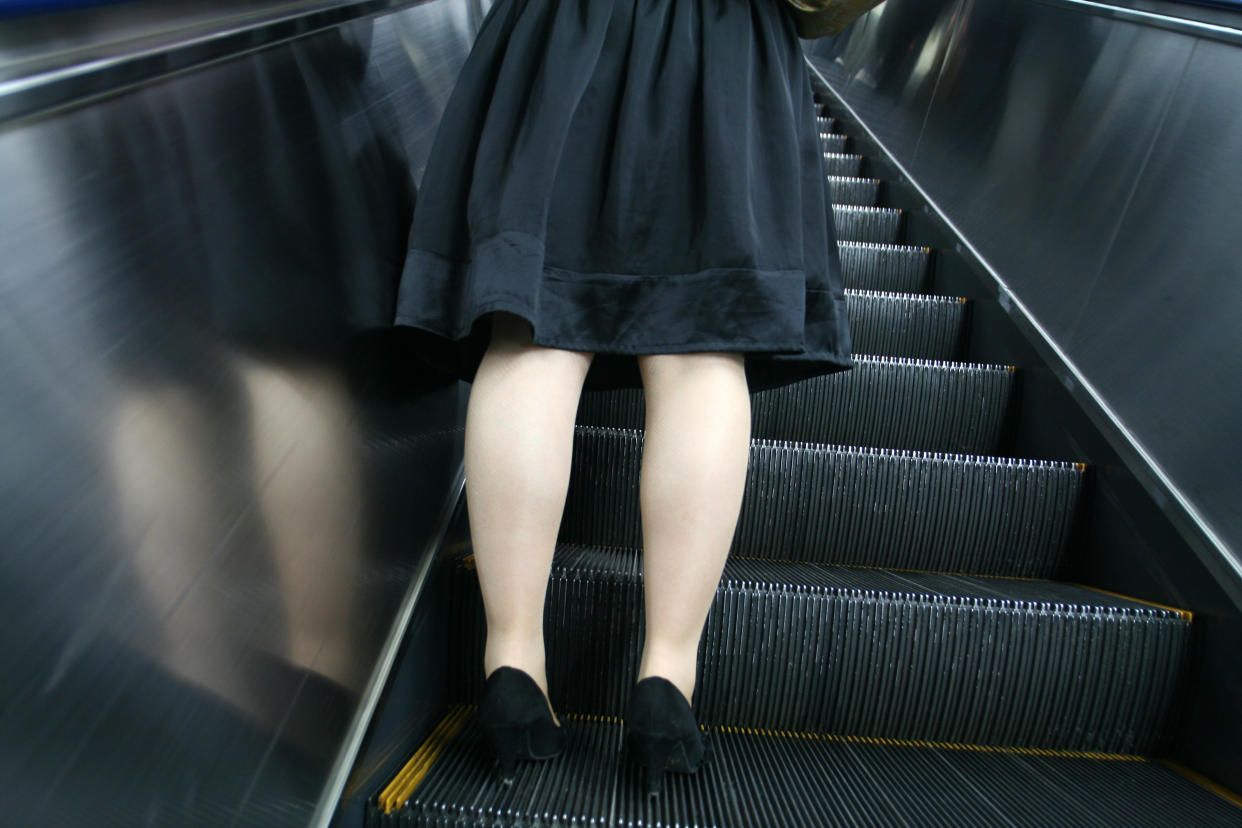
xmin=635 ymin=352 xmax=751 ymax=703
xmin=465 ymin=313 xmax=594 ymax=713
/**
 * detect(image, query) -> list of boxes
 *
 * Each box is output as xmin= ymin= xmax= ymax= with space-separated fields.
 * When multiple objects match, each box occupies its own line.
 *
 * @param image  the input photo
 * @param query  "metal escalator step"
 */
xmin=443 ymin=549 xmax=1189 ymax=752
xmin=816 ymin=114 xmax=838 ymax=133
xmin=749 ymin=356 xmax=1013 ymax=452
xmin=832 ymin=204 xmax=902 ymax=244
xmin=373 ymin=713 xmax=1242 ymax=827
xmin=825 ymin=175 xmax=880 ymax=206
xmin=840 ymin=241 xmax=931 ymax=292
xmin=560 ymin=427 xmax=1083 ymax=577
xmin=576 ymin=356 xmax=1012 ymax=454
xmin=819 ymin=131 xmax=848 ymax=154
xmin=822 ymin=152 xmax=864 ymax=177
xmin=845 ymin=290 xmax=966 ymax=360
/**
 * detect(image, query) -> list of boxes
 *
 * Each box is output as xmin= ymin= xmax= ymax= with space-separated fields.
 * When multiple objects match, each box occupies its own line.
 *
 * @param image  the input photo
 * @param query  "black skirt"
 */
xmin=394 ymin=0 xmax=852 ymax=392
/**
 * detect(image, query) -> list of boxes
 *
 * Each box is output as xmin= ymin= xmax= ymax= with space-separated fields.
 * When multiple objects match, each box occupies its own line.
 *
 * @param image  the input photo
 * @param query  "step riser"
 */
xmin=846 ymin=292 xmax=966 ymax=360
xmin=751 ymin=360 xmax=1011 ymax=452
xmin=833 ymin=206 xmax=902 ymax=244
xmin=841 ymin=242 xmax=930 ymax=292
xmin=443 ymin=558 xmax=1187 ymax=752
xmin=576 ymin=358 xmax=1013 ymax=454
xmin=820 ymin=132 xmax=848 ymax=154
xmin=826 ymin=176 xmax=879 ymax=207
xmin=560 ymin=429 xmax=1083 ymax=577
xmin=823 ymin=153 xmax=864 ymax=177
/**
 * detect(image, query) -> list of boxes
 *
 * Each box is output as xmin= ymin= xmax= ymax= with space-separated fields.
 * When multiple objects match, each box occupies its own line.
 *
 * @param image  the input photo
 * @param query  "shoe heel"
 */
xmin=483 ymin=724 xmax=527 ymax=785
xmin=629 ymin=733 xmax=680 ymax=797
xmin=477 ymin=667 xmax=567 ymax=785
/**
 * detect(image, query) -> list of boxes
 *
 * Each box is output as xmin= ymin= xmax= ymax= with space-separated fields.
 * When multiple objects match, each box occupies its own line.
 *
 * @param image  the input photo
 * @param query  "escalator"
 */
xmin=360 ymin=83 xmax=1242 ymax=826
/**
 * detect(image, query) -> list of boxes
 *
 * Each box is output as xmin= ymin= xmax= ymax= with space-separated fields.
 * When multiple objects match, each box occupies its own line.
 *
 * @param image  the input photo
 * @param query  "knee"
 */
xmin=637 ymin=352 xmax=745 ymax=389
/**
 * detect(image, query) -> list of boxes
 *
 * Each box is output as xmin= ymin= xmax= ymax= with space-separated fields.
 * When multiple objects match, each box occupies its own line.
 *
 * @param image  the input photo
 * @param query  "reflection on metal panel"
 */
xmin=804 ymin=0 xmax=1242 ymax=794
xmin=807 ymin=0 xmax=1242 ymax=581
xmin=0 ymin=2 xmax=479 ymax=824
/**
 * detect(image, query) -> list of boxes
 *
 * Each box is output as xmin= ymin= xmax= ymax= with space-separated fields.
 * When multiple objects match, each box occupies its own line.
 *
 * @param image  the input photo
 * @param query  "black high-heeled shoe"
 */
xmin=477 ymin=667 xmax=568 ymax=785
xmin=624 ymin=677 xmax=709 ymax=797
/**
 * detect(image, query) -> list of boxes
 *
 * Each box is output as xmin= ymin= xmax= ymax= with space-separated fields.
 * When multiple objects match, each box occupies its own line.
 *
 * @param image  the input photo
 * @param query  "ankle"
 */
xmin=636 ymin=651 xmax=698 ymax=704
xmin=484 ymin=636 xmax=548 ymax=692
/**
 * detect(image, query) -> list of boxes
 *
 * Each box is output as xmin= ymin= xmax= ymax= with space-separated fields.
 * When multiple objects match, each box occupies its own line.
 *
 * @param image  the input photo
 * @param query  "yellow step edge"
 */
xmin=378 ymin=705 xmax=470 ymax=814
xmin=376 ymin=704 xmax=1153 ymax=814
xmin=1065 ymin=582 xmax=1193 ymax=621
xmin=699 ymin=724 xmax=1142 ymax=761
xmin=1160 ymin=759 xmax=1242 ymax=810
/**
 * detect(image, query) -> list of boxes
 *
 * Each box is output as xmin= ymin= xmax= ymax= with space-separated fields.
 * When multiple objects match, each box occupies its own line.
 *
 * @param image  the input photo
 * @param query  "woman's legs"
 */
xmin=635 ymin=353 xmax=751 ymax=703
xmin=466 ymin=317 xmax=749 ymax=712
xmin=465 ymin=313 xmax=594 ymax=710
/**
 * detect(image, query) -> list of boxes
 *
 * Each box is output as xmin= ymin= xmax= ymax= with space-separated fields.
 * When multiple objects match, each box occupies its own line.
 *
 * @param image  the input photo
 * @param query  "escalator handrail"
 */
xmin=0 ymin=0 xmax=425 ymax=124
xmin=1030 ymin=0 xmax=1242 ymax=44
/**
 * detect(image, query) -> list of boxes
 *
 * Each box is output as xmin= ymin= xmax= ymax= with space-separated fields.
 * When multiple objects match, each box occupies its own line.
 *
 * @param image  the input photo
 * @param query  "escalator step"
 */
xmin=845 ymin=290 xmax=966 ymax=360
xmin=749 ymin=356 xmax=1012 ymax=452
xmin=577 ymin=356 xmax=1012 ymax=454
xmin=443 ymin=548 xmax=1189 ymax=751
xmin=372 ymin=713 xmax=1242 ymax=827
xmin=820 ymin=132 xmax=848 ymax=154
xmin=840 ymin=241 xmax=931 ymax=292
xmin=817 ymin=115 xmax=838 ymax=133
xmin=832 ymin=205 xmax=902 ymax=244
xmin=822 ymin=152 xmax=864 ymax=177
xmin=825 ymin=175 xmax=880 ymax=206
xmin=560 ymin=427 xmax=1083 ymax=576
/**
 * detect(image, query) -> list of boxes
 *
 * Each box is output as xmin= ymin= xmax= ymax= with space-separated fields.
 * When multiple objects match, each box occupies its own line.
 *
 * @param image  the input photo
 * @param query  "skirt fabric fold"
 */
xmin=395 ymin=0 xmax=852 ymax=391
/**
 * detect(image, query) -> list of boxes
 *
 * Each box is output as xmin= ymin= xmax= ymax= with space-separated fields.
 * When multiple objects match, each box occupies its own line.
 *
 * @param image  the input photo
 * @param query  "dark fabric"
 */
xmin=394 ymin=0 xmax=852 ymax=392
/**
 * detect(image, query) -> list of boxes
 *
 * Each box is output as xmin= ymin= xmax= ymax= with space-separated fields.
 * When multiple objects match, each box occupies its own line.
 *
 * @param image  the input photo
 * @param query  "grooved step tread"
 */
xmin=820 ymin=132 xmax=848 ymax=154
xmin=578 ymin=356 xmax=1014 ymax=454
xmin=562 ymin=427 xmax=1085 ymax=577
xmin=826 ymin=175 xmax=881 ymax=207
xmin=833 ymin=204 xmax=903 ymax=244
xmin=823 ymin=152 xmax=864 ymax=177
xmin=373 ymin=712 xmax=1242 ymax=828
xmin=840 ymin=241 xmax=931 ymax=292
xmin=844 ymin=289 xmax=967 ymax=360
xmin=444 ymin=548 xmax=1189 ymax=749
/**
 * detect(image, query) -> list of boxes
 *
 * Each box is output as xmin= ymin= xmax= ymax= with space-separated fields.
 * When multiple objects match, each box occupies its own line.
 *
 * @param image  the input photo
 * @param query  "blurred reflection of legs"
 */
xmin=634 ymin=352 xmax=750 ymax=703
xmin=111 ymin=384 xmax=263 ymax=721
xmin=465 ymin=312 xmax=594 ymax=708
xmin=235 ymin=354 xmax=363 ymax=693
xmin=113 ymin=349 xmax=365 ymax=746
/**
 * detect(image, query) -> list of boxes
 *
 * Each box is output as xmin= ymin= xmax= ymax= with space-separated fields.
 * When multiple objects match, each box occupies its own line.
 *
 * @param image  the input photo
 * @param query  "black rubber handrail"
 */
xmin=0 ymin=0 xmax=425 ymax=123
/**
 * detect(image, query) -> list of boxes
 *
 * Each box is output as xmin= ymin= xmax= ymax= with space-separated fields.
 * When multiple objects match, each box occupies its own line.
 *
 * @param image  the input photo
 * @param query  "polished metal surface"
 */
xmin=807 ymin=0 xmax=1242 ymax=590
xmin=1032 ymin=0 xmax=1242 ymax=45
xmin=0 ymin=1 xmax=484 ymax=823
xmin=0 ymin=1 xmax=437 ymax=123
xmin=803 ymin=0 xmax=1242 ymax=795
xmin=312 ymin=464 xmax=464 ymax=828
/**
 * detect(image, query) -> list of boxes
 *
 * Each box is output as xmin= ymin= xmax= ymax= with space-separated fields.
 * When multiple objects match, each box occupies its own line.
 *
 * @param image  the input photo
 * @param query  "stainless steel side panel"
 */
xmin=0 ymin=2 xmax=480 ymax=824
xmin=808 ymin=0 xmax=1242 ymax=582
xmin=804 ymin=0 xmax=1242 ymax=794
